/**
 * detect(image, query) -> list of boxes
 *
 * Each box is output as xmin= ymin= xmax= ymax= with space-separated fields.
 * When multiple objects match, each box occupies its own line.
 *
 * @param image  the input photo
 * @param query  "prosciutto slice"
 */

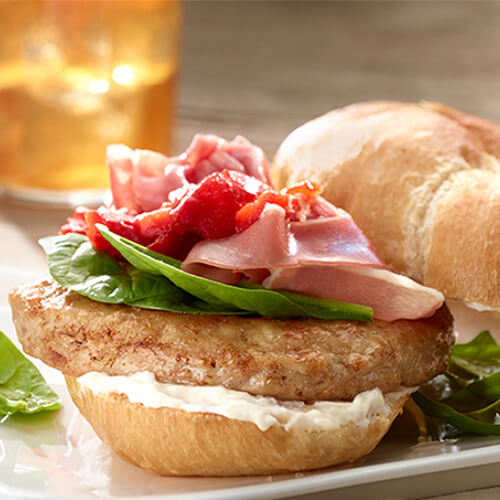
xmin=102 ymin=133 xmax=443 ymax=322
xmin=264 ymin=267 xmax=443 ymax=322
xmin=182 ymin=205 xmax=444 ymax=322
xmin=107 ymin=135 xmax=271 ymax=214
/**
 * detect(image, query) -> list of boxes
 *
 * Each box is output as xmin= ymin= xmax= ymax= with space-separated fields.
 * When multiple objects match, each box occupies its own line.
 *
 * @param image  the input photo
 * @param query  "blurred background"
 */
xmin=2 ymin=0 xmax=500 ymax=201
xmin=178 ymin=1 xmax=500 ymax=158
xmin=2 ymin=0 xmax=500 ymax=260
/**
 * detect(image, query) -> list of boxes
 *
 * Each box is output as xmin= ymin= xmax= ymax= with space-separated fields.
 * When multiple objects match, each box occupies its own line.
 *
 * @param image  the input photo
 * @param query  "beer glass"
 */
xmin=0 ymin=0 xmax=182 ymax=205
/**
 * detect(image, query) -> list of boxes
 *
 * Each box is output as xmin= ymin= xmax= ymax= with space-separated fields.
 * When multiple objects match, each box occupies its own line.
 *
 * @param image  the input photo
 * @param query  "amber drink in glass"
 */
xmin=0 ymin=0 xmax=181 ymax=205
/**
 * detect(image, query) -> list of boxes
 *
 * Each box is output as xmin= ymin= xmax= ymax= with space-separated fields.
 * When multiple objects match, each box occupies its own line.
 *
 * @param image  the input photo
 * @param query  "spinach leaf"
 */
xmin=466 ymin=399 xmax=500 ymax=423
xmin=97 ymin=224 xmax=373 ymax=321
xmin=0 ymin=345 xmax=16 ymax=384
xmin=414 ymin=330 xmax=500 ymax=438
xmin=412 ymin=392 xmax=500 ymax=436
xmin=40 ymin=234 xmax=245 ymax=315
xmin=0 ymin=331 xmax=61 ymax=417
xmin=450 ymin=331 xmax=500 ymax=378
xmin=467 ymin=372 xmax=500 ymax=401
xmin=41 ymin=229 xmax=373 ymax=320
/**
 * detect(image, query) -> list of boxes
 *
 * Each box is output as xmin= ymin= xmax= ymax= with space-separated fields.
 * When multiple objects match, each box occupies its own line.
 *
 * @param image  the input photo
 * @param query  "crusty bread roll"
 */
xmin=65 ymin=375 xmax=408 ymax=476
xmin=272 ymin=102 xmax=500 ymax=311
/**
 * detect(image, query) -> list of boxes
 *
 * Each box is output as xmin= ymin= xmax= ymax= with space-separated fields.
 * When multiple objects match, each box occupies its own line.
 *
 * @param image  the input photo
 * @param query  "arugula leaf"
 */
xmin=0 ymin=331 xmax=61 ymax=417
xmin=40 ymin=234 xmax=246 ymax=315
xmin=97 ymin=224 xmax=373 ymax=321
xmin=414 ymin=330 xmax=500 ymax=438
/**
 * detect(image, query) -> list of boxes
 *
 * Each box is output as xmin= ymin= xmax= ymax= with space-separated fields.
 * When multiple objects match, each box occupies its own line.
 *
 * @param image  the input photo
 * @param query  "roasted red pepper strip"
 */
xmin=60 ymin=173 xmax=323 ymax=260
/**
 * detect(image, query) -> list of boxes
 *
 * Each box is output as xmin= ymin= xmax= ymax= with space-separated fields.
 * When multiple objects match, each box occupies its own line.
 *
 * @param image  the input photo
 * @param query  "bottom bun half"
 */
xmin=65 ymin=376 xmax=409 ymax=476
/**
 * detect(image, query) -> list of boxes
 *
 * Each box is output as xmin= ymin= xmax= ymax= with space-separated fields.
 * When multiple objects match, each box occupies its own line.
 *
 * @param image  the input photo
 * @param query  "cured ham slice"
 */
xmin=63 ymin=131 xmax=445 ymax=322
xmin=183 ymin=205 xmax=385 ymax=271
xmin=182 ymin=205 xmax=444 ymax=322
xmin=264 ymin=267 xmax=444 ymax=322
xmin=107 ymin=135 xmax=271 ymax=214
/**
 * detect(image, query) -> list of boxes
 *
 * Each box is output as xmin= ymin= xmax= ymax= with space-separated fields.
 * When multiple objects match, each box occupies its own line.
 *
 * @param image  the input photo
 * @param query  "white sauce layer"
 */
xmin=77 ymin=371 xmax=414 ymax=432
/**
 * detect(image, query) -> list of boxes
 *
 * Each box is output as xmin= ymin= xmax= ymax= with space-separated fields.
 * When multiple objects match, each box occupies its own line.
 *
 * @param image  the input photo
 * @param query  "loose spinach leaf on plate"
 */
xmin=450 ymin=330 xmax=500 ymax=378
xmin=412 ymin=391 xmax=500 ymax=436
xmin=0 ymin=331 xmax=61 ymax=417
xmin=413 ymin=331 xmax=500 ymax=438
xmin=40 ymin=234 xmax=246 ymax=315
xmin=97 ymin=224 xmax=373 ymax=321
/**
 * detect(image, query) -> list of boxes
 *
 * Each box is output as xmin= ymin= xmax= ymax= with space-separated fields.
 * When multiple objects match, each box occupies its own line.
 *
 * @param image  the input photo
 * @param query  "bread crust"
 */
xmin=10 ymin=279 xmax=454 ymax=402
xmin=272 ymin=102 xmax=500 ymax=310
xmin=65 ymin=375 xmax=408 ymax=476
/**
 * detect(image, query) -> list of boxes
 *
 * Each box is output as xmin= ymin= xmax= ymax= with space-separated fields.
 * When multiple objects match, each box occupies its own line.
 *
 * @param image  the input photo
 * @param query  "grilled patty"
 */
xmin=10 ymin=279 xmax=454 ymax=401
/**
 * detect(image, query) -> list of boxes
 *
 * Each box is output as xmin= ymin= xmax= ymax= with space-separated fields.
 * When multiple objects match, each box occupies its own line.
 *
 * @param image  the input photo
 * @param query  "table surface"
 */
xmin=1 ymin=2 xmax=500 ymax=499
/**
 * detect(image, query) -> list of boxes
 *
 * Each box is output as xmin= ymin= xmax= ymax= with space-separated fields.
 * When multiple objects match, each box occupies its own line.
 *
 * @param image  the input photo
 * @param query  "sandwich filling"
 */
xmin=77 ymin=371 xmax=415 ymax=432
xmin=59 ymin=133 xmax=444 ymax=322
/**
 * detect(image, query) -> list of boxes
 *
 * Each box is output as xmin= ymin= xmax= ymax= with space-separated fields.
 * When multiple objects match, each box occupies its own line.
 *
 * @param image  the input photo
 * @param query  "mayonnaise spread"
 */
xmin=77 ymin=371 xmax=414 ymax=432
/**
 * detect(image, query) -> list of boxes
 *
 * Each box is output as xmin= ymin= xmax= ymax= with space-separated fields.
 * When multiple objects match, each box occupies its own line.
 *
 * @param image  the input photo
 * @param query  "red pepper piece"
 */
xmin=135 ymin=207 xmax=201 ymax=260
xmin=85 ymin=208 xmax=138 ymax=258
xmin=285 ymin=180 xmax=322 ymax=198
xmin=172 ymin=170 xmax=266 ymax=240
xmin=235 ymin=191 xmax=290 ymax=233
xmin=60 ymin=207 xmax=89 ymax=235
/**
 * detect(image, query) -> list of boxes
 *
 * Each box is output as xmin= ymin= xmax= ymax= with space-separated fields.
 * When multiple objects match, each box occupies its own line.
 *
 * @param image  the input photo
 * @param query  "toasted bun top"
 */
xmin=273 ymin=101 xmax=500 ymax=310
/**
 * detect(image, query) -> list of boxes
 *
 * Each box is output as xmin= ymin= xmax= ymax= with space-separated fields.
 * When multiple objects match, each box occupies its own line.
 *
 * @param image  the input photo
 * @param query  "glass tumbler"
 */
xmin=0 ymin=0 xmax=182 ymax=206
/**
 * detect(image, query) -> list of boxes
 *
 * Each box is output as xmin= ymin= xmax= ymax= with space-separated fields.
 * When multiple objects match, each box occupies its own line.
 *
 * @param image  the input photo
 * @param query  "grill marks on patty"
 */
xmin=9 ymin=280 xmax=454 ymax=402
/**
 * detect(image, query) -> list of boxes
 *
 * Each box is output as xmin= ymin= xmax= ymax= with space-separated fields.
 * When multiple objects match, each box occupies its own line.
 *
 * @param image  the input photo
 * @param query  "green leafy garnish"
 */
xmin=40 ymin=234 xmax=245 ymax=315
xmin=413 ymin=331 xmax=500 ymax=438
xmin=40 ymin=229 xmax=373 ymax=320
xmin=97 ymin=224 xmax=373 ymax=321
xmin=451 ymin=330 xmax=500 ymax=378
xmin=0 ymin=331 xmax=61 ymax=417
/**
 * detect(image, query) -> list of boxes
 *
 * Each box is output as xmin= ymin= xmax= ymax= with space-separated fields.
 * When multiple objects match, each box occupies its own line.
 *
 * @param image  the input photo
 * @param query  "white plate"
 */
xmin=1 ymin=268 xmax=500 ymax=500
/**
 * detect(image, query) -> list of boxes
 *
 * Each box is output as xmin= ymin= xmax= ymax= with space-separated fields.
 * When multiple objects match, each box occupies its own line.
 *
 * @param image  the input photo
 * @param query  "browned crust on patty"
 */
xmin=10 ymin=279 xmax=454 ymax=401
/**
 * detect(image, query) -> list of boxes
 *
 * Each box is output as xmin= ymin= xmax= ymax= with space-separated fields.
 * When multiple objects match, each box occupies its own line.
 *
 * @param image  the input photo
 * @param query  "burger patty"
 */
xmin=10 ymin=279 xmax=454 ymax=401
